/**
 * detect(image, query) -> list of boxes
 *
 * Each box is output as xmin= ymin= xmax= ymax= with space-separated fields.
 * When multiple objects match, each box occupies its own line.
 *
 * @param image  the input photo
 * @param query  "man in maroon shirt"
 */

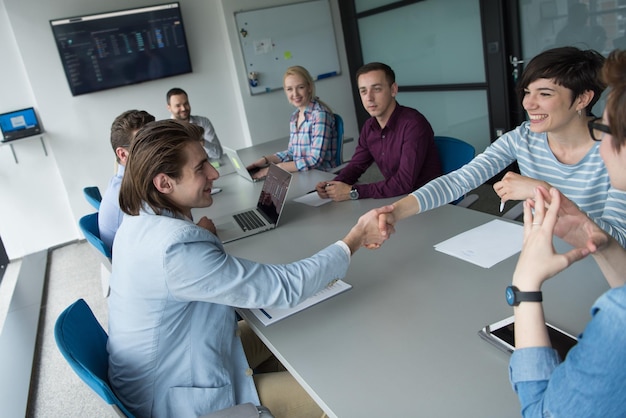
xmin=316 ymin=62 xmax=441 ymax=201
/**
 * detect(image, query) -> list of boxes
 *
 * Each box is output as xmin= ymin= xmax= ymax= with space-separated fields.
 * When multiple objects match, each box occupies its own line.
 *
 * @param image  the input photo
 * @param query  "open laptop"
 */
xmin=0 ymin=107 xmax=42 ymax=142
xmin=214 ymin=163 xmax=293 ymax=243
xmin=223 ymin=146 xmax=266 ymax=182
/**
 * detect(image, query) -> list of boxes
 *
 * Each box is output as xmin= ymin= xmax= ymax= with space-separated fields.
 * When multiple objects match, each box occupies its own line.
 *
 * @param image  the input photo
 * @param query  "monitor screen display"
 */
xmin=50 ymin=2 xmax=192 ymax=96
xmin=0 ymin=108 xmax=43 ymax=142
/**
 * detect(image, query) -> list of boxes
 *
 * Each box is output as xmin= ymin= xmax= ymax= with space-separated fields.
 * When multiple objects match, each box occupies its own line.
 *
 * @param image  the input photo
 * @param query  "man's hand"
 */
xmin=196 ymin=216 xmax=217 ymax=235
xmin=341 ymin=205 xmax=396 ymax=253
xmin=494 ymin=172 xmax=550 ymax=204
xmin=318 ymin=181 xmax=352 ymax=201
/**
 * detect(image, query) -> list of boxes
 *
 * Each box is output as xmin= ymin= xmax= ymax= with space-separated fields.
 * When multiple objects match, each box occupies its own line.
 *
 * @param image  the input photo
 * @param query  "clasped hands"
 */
xmin=343 ymin=205 xmax=397 ymax=251
xmin=512 ymin=186 xmax=608 ymax=290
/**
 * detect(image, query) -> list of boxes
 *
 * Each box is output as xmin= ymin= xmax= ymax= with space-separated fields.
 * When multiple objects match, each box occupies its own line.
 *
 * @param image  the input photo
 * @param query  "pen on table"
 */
xmin=499 ymin=201 xmax=505 ymax=213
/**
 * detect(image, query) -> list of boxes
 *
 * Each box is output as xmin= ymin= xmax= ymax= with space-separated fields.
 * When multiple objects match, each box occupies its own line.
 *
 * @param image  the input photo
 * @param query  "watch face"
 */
xmin=350 ymin=189 xmax=358 ymax=200
xmin=505 ymin=286 xmax=516 ymax=306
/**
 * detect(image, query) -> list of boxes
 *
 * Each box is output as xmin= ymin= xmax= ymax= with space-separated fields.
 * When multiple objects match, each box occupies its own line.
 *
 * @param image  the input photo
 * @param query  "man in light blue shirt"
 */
xmin=98 ymin=110 xmax=155 ymax=251
xmin=107 ymin=119 xmax=392 ymax=418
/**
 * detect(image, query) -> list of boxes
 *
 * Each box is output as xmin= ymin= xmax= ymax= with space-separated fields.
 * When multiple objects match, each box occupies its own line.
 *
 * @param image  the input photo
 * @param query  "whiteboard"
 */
xmin=235 ymin=0 xmax=341 ymax=95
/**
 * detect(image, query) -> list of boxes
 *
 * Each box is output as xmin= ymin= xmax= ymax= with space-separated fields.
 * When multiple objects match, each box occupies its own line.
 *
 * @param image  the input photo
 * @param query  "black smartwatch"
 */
xmin=349 ymin=187 xmax=359 ymax=200
xmin=505 ymin=285 xmax=542 ymax=306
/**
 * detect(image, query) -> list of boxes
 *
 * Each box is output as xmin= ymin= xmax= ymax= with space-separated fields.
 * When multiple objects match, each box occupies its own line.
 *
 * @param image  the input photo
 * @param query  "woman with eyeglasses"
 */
xmin=368 ymin=46 xmax=626 ymax=248
xmin=507 ymin=49 xmax=626 ymax=417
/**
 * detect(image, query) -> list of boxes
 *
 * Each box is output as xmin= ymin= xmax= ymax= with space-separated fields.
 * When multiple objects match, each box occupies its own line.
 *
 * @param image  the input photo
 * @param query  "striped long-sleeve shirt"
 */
xmin=413 ymin=121 xmax=626 ymax=247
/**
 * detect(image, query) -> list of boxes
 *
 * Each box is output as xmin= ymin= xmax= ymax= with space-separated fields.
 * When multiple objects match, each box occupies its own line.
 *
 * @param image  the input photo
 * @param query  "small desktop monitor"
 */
xmin=50 ymin=2 xmax=192 ymax=96
xmin=0 ymin=107 xmax=43 ymax=143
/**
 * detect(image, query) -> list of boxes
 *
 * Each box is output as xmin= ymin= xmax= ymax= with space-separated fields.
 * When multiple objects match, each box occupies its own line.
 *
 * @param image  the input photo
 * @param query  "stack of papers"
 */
xmin=434 ymin=219 xmax=523 ymax=268
xmin=246 ymin=279 xmax=351 ymax=326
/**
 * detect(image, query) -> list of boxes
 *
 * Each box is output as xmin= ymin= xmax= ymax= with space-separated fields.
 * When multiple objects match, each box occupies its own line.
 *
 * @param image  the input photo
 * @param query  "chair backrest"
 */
xmin=334 ymin=114 xmax=344 ymax=166
xmin=54 ymin=299 xmax=134 ymax=418
xmin=83 ymin=186 xmax=103 ymax=210
xmin=79 ymin=212 xmax=112 ymax=259
xmin=433 ymin=136 xmax=475 ymax=175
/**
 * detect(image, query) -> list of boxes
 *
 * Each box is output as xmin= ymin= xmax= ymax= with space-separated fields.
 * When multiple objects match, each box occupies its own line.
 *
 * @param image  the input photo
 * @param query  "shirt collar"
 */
xmin=370 ymin=101 xmax=400 ymax=132
xmin=139 ymin=204 xmax=191 ymax=222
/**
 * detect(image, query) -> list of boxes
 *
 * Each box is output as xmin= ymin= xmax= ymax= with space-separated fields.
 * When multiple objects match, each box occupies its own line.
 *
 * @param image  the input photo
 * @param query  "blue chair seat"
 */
xmin=434 ymin=136 xmax=477 ymax=206
xmin=334 ymin=114 xmax=344 ymax=167
xmin=79 ymin=212 xmax=112 ymax=260
xmin=55 ymin=299 xmax=134 ymax=417
xmin=83 ymin=186 xmax=103 ymax=210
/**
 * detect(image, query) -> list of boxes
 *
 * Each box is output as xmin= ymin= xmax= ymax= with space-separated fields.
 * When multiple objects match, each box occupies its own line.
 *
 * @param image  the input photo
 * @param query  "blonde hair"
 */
xmin=283 ymin=65 xmax=333 ymax=114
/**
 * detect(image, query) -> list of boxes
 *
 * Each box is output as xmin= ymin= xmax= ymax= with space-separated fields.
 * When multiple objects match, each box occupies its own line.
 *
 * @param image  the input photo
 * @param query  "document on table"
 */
xmin=246 ymin=280 xmax=351 ymax=326
xmin=434 ymin=219 xmax=523 ymax=268
xmin=293 ymin=191 xmax=332 ymax=207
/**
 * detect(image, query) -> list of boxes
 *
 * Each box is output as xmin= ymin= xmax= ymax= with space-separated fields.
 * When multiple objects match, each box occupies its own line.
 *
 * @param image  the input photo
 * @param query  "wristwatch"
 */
xmin=349 ymin=187 xmax=359 ymax=200
xmin=505 ymin=285 xmax=543 ymax=306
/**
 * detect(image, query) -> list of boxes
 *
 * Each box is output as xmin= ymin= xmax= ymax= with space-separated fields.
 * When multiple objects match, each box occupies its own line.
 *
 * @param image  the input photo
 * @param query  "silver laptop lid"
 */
xmin=256 ymin=164 xmax=292 ymax=225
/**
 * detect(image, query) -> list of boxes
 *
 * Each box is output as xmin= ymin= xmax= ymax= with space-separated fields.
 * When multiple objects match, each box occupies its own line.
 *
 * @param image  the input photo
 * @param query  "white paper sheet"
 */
xmin=293 ymin=192 xmax=332 ymax=207
xmin=245 ymin=280 xmax=351 ymax=326
xmin=434 ymin=219 xmax=523 ymax=268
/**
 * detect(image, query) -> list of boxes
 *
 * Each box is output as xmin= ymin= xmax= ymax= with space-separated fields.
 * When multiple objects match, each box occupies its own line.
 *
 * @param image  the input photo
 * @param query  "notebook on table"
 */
xmin=213 ymin=163 xmax=292 ymax=243
xmin=223 ymin=146 xmax=266 ymax=182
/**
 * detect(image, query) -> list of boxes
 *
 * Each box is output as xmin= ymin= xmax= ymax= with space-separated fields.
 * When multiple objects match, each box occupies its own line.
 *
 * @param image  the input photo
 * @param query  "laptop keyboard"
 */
xmin=234 ymin=210 xmax=266 ymax=231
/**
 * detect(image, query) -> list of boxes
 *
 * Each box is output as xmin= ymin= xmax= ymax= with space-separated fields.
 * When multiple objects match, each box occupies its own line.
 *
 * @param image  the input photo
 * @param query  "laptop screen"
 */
xmin=256 ymin=164 xmax=292 ymax=225
xmin=0 ymin=107 xmax=42 ymax=142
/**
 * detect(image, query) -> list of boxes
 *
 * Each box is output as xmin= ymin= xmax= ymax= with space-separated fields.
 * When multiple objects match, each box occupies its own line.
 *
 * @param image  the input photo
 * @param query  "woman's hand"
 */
xmin=512 ymin=187 xmax=590 ymax=290
xmin=530 ymin=186 xmax=609 ymax=254
xmin=494 ymin=172 xmax=550 ymax=204
xmin=342 ymin=205 xmax=396 ymax=252
xmin=251 ymin=167 xmax=269 ymax=179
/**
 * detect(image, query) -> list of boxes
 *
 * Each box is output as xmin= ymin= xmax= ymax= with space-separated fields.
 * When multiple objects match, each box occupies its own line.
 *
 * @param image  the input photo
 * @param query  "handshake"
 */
xmin=341 ymin=205 xmax=397 ymax=254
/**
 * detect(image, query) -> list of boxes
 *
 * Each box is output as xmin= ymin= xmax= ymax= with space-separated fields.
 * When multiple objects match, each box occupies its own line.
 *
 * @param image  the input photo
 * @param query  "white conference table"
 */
xmin=195 ymin=143 xmax=608 ymax=417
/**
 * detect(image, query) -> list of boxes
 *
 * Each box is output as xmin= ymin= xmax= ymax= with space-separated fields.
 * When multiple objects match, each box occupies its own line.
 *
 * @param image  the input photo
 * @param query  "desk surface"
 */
xmin=229 ymin=200 xmax=605 ymax=417
xmin=216 ymin=136 xmax=351 ymax=177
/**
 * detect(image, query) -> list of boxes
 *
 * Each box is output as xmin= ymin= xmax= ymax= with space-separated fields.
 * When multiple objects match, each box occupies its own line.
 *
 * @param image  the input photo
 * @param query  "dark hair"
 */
xmin=516 ymin=47 xmax=605 ymax=115
xmin=356 ymin=62 xmax=396 ymax=86
xmin=602 ymin=49 xmax=626 ymax=152
xmin=119 ymin=119 xmax=204 ymax=217
xmin=166 ymin=87 xmax=188 ymax=104
xmin=110 ymin=110 xmax=155 ymax=162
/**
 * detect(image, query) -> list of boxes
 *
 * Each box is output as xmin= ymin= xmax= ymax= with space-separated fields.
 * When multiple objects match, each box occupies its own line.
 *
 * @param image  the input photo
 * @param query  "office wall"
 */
xmin=222 ymin=0 xmax=358 ymax=143
xmin=0 ymin=0 xmax=77 ymax=258
xmin=0 ymin=0 xmax=357 ymax=259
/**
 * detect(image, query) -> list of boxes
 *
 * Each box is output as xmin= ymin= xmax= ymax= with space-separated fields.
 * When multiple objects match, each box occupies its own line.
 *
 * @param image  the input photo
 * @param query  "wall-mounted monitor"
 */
xmin=50 ymin=2 xmax=192 ymax=96
xmin=0 ymin=107 xmax=43 ymax=143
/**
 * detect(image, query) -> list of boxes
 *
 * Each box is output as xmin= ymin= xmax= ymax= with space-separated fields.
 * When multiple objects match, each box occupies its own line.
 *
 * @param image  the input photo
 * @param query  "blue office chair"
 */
xmin=79 ymin=212 xmax=112 ymax=260
xmin=83 ymin=186 xmax=103 ymax=210
xmin=55 ymin=298 xmax=134 ymax=417
xmin=334 ymin=114 xmax=344 ymax=167
xmin=55 ymin=299 xmax=267 ymax=418
xmin=434 ymin=136 xmax=478 ymax=207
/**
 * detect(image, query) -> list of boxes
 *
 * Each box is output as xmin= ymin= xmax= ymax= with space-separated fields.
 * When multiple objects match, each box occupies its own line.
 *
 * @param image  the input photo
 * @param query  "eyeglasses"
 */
xmin=588 ymin=117 xmax=611 ymax=142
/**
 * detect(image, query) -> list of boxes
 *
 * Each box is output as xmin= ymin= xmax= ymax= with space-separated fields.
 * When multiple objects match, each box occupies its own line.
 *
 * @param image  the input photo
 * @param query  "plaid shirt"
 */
xmin=276 ymin=99 xmax=337 ymax=171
